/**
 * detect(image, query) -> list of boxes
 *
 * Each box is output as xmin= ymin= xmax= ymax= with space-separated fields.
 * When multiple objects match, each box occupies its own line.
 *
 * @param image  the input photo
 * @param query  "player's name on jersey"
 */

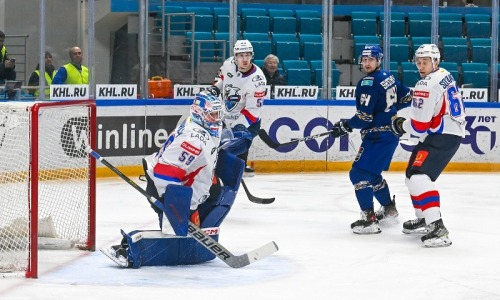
xmin=50 ymin=85 xmax=89 ymax=100
xmin=336 ymin=86 xmax=489 ymax=102
xmin=95 ymin=84 xmax=137 ymax=99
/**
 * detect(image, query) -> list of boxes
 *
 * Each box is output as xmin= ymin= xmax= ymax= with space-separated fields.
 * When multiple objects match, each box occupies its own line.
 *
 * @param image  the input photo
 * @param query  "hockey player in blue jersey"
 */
xmin=330 ymin=45 xmax=412 ymax=234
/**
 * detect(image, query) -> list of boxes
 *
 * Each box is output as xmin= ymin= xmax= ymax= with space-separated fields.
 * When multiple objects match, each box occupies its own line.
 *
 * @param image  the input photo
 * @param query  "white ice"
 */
xmin=1 ymin=172 xmax=499 ymax=300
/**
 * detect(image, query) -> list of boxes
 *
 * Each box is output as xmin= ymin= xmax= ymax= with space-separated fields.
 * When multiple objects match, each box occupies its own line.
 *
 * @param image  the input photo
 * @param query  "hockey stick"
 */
xmin=85 ymin=147 xmax=278 ymax=268
xmin=241 ymin=179 xmax=275 ymax=204
xmin=258 ymin=128 xmax=334 ymax=149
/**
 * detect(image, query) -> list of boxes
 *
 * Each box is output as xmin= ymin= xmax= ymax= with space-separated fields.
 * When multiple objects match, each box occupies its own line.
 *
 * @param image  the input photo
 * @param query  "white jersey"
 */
xmin=213 ymin=57 xmax=267 ymax=130
xmin=402 ymin=67 xmax=466 ymax=142
xmin=144 ymin=118 xmax=221 ymax=210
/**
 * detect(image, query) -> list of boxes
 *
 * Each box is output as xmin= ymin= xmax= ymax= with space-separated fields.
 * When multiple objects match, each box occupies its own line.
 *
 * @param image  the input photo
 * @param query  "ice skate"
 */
xmin=402 ymin=217 xmax=428 ymax=235
xmin=243 ymin=165 xmax=255 ymax=177
xmin=351 ymin=209 xmax=381 ymax=234
xmin=101 ymin=244 xmax=132 ymax=268
xmin=421 ymin=219 xmax=452 ymax=248
xmin=375 ymin=196 xmax=399 ymax=226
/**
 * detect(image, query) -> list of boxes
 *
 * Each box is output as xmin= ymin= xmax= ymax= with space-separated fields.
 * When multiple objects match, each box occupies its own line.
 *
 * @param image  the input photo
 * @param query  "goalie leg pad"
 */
xmin=161 ymin=185 xmax=193 ymax=236
xmin=198 ymin=149 xmax=244 ymax=228
xmin=123 ymin=229 xmax=219 ymax=268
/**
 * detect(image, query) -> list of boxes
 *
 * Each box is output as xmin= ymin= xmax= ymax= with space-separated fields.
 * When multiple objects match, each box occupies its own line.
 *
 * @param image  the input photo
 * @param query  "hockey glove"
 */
xmin=390 ymin=116 xmax=406 ymax=137
xmin=205 ymin=85 xmax=221 ymax=97
xmin=330 ymin=120 xmax=352 ymax=138
xmin=398 ymin=89 xmax=413 ymax=105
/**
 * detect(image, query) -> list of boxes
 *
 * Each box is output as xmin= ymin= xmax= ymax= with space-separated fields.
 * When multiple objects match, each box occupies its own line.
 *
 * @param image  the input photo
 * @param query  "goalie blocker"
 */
xmin=111 ymin=149 xmax=245 ymax=268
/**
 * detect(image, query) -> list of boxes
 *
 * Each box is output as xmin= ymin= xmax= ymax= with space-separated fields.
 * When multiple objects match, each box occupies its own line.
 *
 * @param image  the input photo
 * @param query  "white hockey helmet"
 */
xmin=414 ymin=44 xmax=440 ymax=64
xmin=233 ymin=39 xmax=254 ymax=55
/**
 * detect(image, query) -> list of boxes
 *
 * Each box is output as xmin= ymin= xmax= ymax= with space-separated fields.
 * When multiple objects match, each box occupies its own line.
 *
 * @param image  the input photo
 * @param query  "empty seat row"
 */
xmin=391 ymin=61 xmax=490 ymax=88
xmin=352 ymin=11 xmax=492 ymax=38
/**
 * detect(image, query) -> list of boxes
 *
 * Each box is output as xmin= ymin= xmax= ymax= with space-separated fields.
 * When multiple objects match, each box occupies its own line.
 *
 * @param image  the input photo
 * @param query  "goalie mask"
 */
xmin=190 ymin=91 xmax=223 ymax=137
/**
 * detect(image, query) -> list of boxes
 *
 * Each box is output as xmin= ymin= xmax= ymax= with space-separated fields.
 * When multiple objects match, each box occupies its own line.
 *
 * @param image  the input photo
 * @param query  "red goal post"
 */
xmin=0 ymin=100 xmax=96 ymax=278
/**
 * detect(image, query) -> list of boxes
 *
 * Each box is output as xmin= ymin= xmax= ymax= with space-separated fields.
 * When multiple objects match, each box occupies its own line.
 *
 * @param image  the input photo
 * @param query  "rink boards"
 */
xmin=94 ymin=99 xmax=500 ymax=174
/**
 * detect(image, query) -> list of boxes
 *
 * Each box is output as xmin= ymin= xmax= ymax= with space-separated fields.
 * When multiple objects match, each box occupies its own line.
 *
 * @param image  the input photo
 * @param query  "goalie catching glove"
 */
xmin=330 ymin=120 xmax=352 ymax=138
xmin=390 ymin=116 xmax=406 ymax=137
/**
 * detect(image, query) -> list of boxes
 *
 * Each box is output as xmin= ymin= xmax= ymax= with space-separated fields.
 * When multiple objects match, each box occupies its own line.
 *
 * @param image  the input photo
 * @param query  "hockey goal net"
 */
xmin=0 ymin=100 xmax=96 ymax=278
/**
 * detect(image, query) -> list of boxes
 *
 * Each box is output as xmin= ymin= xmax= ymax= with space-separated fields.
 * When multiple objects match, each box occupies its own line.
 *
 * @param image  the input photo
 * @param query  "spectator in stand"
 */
xmin=28 ymin=51 xmax=57 ymax=99
xmin=462 ymin=0 xmax=478 ymax=7
xmin=262 ymin=54 xmax=287 ymax=99
xmin=0 ymin=30 xmax=17 ymax=99
xmin=52 ymin=46 xmax=89 ymax=84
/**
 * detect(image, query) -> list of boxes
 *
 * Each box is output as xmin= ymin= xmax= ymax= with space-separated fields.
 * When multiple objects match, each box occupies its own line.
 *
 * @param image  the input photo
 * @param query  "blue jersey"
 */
xmin=347 ymin=69 xmax=410 ymax=130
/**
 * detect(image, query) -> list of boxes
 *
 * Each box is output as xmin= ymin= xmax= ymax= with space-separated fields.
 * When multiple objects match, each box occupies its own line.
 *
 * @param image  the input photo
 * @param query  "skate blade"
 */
xmin=352 ymin=225 xmax=381 ymax=235
xmin=402 ymin=228 xmax=428 ymax=235
xmin=423 ymin=236 xmax=452 ymax=248
xmin=100 ymin=249 xmax=130 ymax=268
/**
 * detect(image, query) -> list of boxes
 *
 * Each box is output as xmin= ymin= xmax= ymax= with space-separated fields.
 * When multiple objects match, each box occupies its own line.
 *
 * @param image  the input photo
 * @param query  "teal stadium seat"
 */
xmin=244 ymin=16 xmax=270 ymax=34
xmin=465 ymin=14 xmax=491 ymax=39
xmin=275 ymin=41 xmax=300 ymax=60
xmin=297 ymin=17 xmax=322 ymax=35
xmin=461 ymin=62 xmax=489 ymax=88
xmin=268 ymin=9 xmax=294 ymax=18
xmin=470 ymin=38 xmax=491 ymax=64
xmin=310 ymin=61 xmax=340 ymax=87
xmin=351 ymin=11 xmax=378 ymax=37
xmin=214 ymin=32 xmax=230 ymax=58
xmin=438 ymin=62 xmax=459 ymax=82
xmin=286 ymin=68 xmax=312 ymax=85
xmin=185 ymin=7 xmax=212 ymax=15
xmin=441 ymin=37 xmax=469 ymax=65
xmin=271 ymin=33 xmax=298 ymax=53
xmin=380 ymin=12 xmax=407 ymax=37
xmin=252 ymin=41 xmax=272 ymax=60
xmin=272 ymin=17 xmax=297 ymax=34
xmin=302 ymin=42 xmax=323 ymax=62
xmin=439 ymin=13 xmax=463 ymax=37
xmin=408 ymin=12 xmax=432 ymax=38
xmin=187 ymin=15 xmax=214 ymax=33
xmin=401 ymin=61 xmax=420 ymax=86
xmin=164 ymin=6 xmax=186 ymax=36
xmin=282 ymin=59 xmax=309 ymax=70
xmin=388 ymin=37 xmax=410 ymax=63
xmin=242 ymin=32 xmax=269 ymax=41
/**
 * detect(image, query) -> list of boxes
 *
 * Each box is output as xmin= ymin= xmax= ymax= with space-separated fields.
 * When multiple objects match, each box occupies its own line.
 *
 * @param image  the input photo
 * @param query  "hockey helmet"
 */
xmin=414 ymin=44 xmax=440 ymax=64
xmin=233 ymin=39 xmax=254 ymax=55
xmin=358 ymin=44 xmax=384 ymax=63
xmin=190 ymin=91 xmax=223 ymax=137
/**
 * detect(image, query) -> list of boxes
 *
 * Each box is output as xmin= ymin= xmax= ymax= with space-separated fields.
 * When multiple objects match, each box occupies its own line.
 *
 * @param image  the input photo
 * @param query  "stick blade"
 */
xmin=241 ymin=179 xmax=275 ymax=204
xmin=227 ymin=241 xmax=279 ymax=268
xmin=258 ymin=129 xmax=280 ymax=149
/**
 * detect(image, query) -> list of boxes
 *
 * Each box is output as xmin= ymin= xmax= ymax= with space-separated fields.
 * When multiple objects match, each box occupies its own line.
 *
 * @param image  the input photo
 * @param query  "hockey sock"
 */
xmin=406 ymin=174 xmax=441 ymax=224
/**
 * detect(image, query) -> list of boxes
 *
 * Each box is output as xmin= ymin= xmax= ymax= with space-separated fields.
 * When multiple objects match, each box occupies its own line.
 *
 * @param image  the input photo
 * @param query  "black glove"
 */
xmin=398 ymin=89 xmax=413 ymax=105
xmin=331 ymin=120 xmax=352 ymax=138
xmin=390 ymin=116 xmax=406 ymax=137
xmin=205 ymin=85 xmax=220 ymax=97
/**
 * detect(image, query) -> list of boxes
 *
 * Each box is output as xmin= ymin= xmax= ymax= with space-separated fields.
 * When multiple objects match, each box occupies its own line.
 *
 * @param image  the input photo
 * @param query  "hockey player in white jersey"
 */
xmin=211 ymin=39 xmax=267 ymax=175
xmin=104 ymin=91 xmax=247 ymax=268
xmin=390 ymin=44 xmax=466 ymax=247
xmin=142 ymin=90 xmax=223 ymax=233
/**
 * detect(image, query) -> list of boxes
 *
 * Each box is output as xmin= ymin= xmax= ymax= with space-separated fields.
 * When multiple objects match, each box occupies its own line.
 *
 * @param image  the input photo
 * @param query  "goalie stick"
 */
xmin=241 ymin=179 xmax=275 ymax=204
xmin=258 ymin=128 xmax=334 ymax=149
xmin=85 ymin=147 xmax=278 ymax=268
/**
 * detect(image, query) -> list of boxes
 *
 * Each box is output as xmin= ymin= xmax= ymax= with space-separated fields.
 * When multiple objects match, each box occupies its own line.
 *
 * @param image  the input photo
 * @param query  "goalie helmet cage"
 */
xmin=0 ymin=100 xmax=96 ymax=278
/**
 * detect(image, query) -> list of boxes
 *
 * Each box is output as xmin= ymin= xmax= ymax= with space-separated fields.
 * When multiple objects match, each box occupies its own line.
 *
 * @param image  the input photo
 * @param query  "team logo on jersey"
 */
xmin=223 ymin=84 xmax=242 ymax=112
xmin=414 ymin=90 xmax=429 ymax=98
xmin=252 ymin=75 xmax=264 ymax=82
xmin=181 ymin=141 xmax=201 ymax=155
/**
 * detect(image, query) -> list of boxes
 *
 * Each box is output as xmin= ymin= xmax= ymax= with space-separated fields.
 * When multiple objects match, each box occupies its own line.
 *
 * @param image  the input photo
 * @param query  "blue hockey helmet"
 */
xmin=358 ymin=44 xmax=384 ymax=63
xmin=190 ymin=91 xmax=224 ymax=137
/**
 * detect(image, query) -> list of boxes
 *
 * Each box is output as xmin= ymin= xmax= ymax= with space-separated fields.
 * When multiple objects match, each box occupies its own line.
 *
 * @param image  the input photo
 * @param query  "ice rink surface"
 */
xmin=1 ymin=172 xmax=499 ymax=300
